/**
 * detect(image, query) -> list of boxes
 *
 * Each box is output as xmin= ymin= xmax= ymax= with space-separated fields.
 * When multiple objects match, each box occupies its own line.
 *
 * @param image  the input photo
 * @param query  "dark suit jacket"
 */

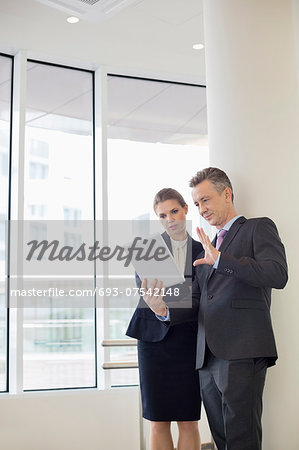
xmin=169 ymin=216 xmax=288 ymax=369
xmin=126 ymin=232 xmax=203 ymax=342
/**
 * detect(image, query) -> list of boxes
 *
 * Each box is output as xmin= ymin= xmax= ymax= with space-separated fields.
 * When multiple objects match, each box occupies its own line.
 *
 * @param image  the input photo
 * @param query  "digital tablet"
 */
xmin=123 ymin=233 xmax=185 ymax=288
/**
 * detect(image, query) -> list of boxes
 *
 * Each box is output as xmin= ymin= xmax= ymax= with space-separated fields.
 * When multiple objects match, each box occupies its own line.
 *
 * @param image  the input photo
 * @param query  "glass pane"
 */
xmin=107 ymin=75 xmax=209 ymax=386
xmin=0 ymin=54 xmax=12 ymax=392
xmin=23 ymin=62 xmax=95 ymax=390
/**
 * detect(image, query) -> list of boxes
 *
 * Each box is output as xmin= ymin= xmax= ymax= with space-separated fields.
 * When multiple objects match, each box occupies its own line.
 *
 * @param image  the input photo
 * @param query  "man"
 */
xmin=142 ymin=167 xmax=288 ymax=450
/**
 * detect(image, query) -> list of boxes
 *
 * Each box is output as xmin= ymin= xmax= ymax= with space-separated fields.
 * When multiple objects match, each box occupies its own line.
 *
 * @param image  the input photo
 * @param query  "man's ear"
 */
xmin=225 ymin=187 xmax=232 ymax=201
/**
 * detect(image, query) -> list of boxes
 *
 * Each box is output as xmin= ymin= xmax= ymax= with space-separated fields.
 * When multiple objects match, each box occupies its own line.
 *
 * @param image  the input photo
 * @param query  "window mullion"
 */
xmin=94 ymin=66 xmax=110 ymax=389
xmin=9 ymin=49 xmax=28 ymax=394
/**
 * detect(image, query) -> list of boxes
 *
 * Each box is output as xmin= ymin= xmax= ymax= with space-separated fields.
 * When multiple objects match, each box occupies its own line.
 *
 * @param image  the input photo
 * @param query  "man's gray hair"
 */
xmin=189 ymin=167 xmax=234 ymax=202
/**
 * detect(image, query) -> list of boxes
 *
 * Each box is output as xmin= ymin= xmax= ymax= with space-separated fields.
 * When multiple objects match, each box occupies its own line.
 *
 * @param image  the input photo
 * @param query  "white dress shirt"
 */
xmin=170 ymin=236 xmax=188 ymax=276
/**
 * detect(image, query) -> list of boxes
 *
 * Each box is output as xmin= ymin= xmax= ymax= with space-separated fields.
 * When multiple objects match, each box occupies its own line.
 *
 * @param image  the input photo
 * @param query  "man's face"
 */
xmin=192 ymin=179 xmax=233 ymax=229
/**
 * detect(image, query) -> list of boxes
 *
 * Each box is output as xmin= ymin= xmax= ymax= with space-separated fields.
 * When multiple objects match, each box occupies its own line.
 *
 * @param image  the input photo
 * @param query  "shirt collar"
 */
xmin=219 ymin=214 xmax=242 ymax=234
xmin=170 ymin=236 xmax=188 ymax=249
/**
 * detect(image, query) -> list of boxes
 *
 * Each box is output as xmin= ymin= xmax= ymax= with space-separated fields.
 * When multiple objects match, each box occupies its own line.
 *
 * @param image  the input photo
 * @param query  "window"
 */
xmin=1 ymin=154 xmax=8 ymax=177
xmin=30 ymin=139 xmax=49 ymax=159
xmin=23 ymin=61 xmax=95 ymax=390
xmin=27 ymin=204 xmax=46 ymax=218
xmin=0 ymin=54 xmax=13 ymax=392
xmin=3 ymin=59 xmax=208 ymax=393
xmin=106 ymin=75 xmax=208 ymax=387
xmin=29 ymin=161 xmax=49 ymax=179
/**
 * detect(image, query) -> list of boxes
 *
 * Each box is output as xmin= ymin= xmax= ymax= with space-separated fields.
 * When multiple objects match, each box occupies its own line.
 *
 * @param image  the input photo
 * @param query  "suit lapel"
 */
xmin=206 ymin=216 xmax=246 ymax=282
xmin=162 ymin=231 xmax=193 ymax=278
xmin=204 ymin=235 xmax=217 ymax=280
xmin=161 ymin=231 xmax=172 ymax=253
xmin=218 ymin=216 xmax=246 ymax=253
xmin=185 ymin=234 xmax=193 ymax=278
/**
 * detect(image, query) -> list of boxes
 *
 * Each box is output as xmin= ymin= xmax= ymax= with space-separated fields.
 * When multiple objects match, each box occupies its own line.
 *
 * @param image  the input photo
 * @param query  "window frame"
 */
xmin=0 ymin=52 xmax=14 ymax=393
xmin=1 ymin=54 xmax=207 ymax=394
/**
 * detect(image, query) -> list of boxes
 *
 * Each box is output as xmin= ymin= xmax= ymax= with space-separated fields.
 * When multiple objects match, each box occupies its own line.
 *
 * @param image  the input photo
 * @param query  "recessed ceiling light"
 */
xmin=192 ymin=43 xmax=204 ymax=50
xmin=67 ymin=16 xmax=79 ymax=24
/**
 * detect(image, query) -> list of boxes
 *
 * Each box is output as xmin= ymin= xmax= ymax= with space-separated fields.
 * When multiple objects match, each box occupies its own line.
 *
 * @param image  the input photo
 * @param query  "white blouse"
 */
xmin=170 ymin=236 xmax=188 ymax=276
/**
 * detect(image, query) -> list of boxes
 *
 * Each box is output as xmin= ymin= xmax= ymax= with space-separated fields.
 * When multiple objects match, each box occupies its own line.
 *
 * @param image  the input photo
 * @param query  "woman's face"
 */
xmin=155 ymin=199 xmax=188 ymax=239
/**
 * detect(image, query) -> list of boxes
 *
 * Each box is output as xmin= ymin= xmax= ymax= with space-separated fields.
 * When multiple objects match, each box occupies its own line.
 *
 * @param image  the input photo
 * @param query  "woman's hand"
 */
xmin=141 ymin=279 xmax=168 ymax=317
xmin=193 ymin=227 xmax=220 ymax=266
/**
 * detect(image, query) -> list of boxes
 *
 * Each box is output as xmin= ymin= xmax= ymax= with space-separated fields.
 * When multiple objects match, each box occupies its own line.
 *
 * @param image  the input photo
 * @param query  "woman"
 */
xmin=126 ymin=188 xmax=203 ymax=450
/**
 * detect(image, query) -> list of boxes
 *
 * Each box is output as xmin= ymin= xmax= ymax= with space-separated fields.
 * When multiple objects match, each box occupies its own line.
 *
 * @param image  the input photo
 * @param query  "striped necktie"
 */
xmin=216 ymin=229 xmax=227 ymax=250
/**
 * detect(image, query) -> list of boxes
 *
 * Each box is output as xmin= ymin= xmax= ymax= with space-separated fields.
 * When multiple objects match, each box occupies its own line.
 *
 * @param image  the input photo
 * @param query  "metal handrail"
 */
xmin=100 ymin=339 xmax=214 ymax=450
xmin=101 ymin=339 xmax=138 ymax=369
xmin=101 ymin=339 xmax=137 ymax=347
xmin=102 ymin=361 xmax=138 ymax=369
xmin=101 ymin=338 xmax=144 ymax=449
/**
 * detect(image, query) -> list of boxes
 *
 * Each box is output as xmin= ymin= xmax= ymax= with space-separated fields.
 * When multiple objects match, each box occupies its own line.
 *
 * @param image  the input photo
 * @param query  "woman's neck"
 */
xmin=170 ymin=230 xmax=187 ymax=241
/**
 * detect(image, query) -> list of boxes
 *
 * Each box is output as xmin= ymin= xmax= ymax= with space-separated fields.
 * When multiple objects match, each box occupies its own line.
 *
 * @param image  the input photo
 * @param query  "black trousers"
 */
xmin=199 ymin=347 xmax=267 ymax=450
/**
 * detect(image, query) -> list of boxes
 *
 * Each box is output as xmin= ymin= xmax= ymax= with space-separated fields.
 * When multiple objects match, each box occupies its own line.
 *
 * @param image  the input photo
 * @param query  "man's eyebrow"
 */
xmin=195 ymin=196 xmax=208 ymax=202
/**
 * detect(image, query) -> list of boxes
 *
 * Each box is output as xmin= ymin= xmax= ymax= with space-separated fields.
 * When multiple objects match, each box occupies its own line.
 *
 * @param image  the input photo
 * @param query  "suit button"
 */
xmin=208 ymin=295 xmax=213 ymax=300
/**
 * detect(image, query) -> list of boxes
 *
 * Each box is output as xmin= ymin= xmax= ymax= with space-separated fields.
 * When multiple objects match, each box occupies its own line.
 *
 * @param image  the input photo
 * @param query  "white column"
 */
xmin=202 ymin=1 xmax=299 ymax=449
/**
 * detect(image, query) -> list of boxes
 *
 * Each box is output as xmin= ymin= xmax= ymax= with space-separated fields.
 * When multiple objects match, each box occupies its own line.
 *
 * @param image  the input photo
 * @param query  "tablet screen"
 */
xmin=124 ymin=233 xmax=185 ymax=288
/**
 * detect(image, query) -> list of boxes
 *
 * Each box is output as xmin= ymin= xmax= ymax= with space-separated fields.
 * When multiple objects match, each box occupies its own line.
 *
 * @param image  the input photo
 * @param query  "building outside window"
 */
xmin=23 ymin=61 xmax=96 ymax=391
xmin=1 ymin=58 xmax=208 ymax=393
xmin=106 ymin=75 xmax=208 ymax=387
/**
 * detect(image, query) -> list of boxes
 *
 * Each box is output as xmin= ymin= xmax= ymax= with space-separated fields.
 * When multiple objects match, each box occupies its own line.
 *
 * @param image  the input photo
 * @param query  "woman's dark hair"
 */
xmin=153 ymin=188 xmax=186 ymax=211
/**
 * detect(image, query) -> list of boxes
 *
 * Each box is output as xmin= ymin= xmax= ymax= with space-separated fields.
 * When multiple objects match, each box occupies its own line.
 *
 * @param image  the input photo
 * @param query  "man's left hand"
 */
xmin=193 ymin=227 xmax=220 ymax=266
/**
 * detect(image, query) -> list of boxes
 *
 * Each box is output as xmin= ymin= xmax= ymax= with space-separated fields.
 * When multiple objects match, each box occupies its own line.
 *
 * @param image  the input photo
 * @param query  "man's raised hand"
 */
xmin=193 ymin=227 xmax=220 ymax=266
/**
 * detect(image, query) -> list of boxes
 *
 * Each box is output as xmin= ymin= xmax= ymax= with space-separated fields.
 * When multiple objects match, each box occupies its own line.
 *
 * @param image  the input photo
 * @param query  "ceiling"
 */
xmin=0 ymin=1 xmax=207 ymax=143
xmin=0 ymin=0 xmax=206 ymax=84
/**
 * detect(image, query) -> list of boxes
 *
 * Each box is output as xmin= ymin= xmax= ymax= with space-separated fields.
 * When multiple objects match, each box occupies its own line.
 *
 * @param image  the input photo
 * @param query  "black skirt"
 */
xmin=137 ymin=321 xmax=201 ymax=421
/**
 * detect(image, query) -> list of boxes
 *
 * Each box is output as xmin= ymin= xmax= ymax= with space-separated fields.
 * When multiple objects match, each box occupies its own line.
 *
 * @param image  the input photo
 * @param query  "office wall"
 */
xmin=1 ymin=1 xmax=298 ymax=448
xmin=203 ymin=1 xmax=299 ymax=449
xmin=0 ymin=388 xmax=212 ymax=449
xmin=0 ymin=388 xmax=140 ymax=450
